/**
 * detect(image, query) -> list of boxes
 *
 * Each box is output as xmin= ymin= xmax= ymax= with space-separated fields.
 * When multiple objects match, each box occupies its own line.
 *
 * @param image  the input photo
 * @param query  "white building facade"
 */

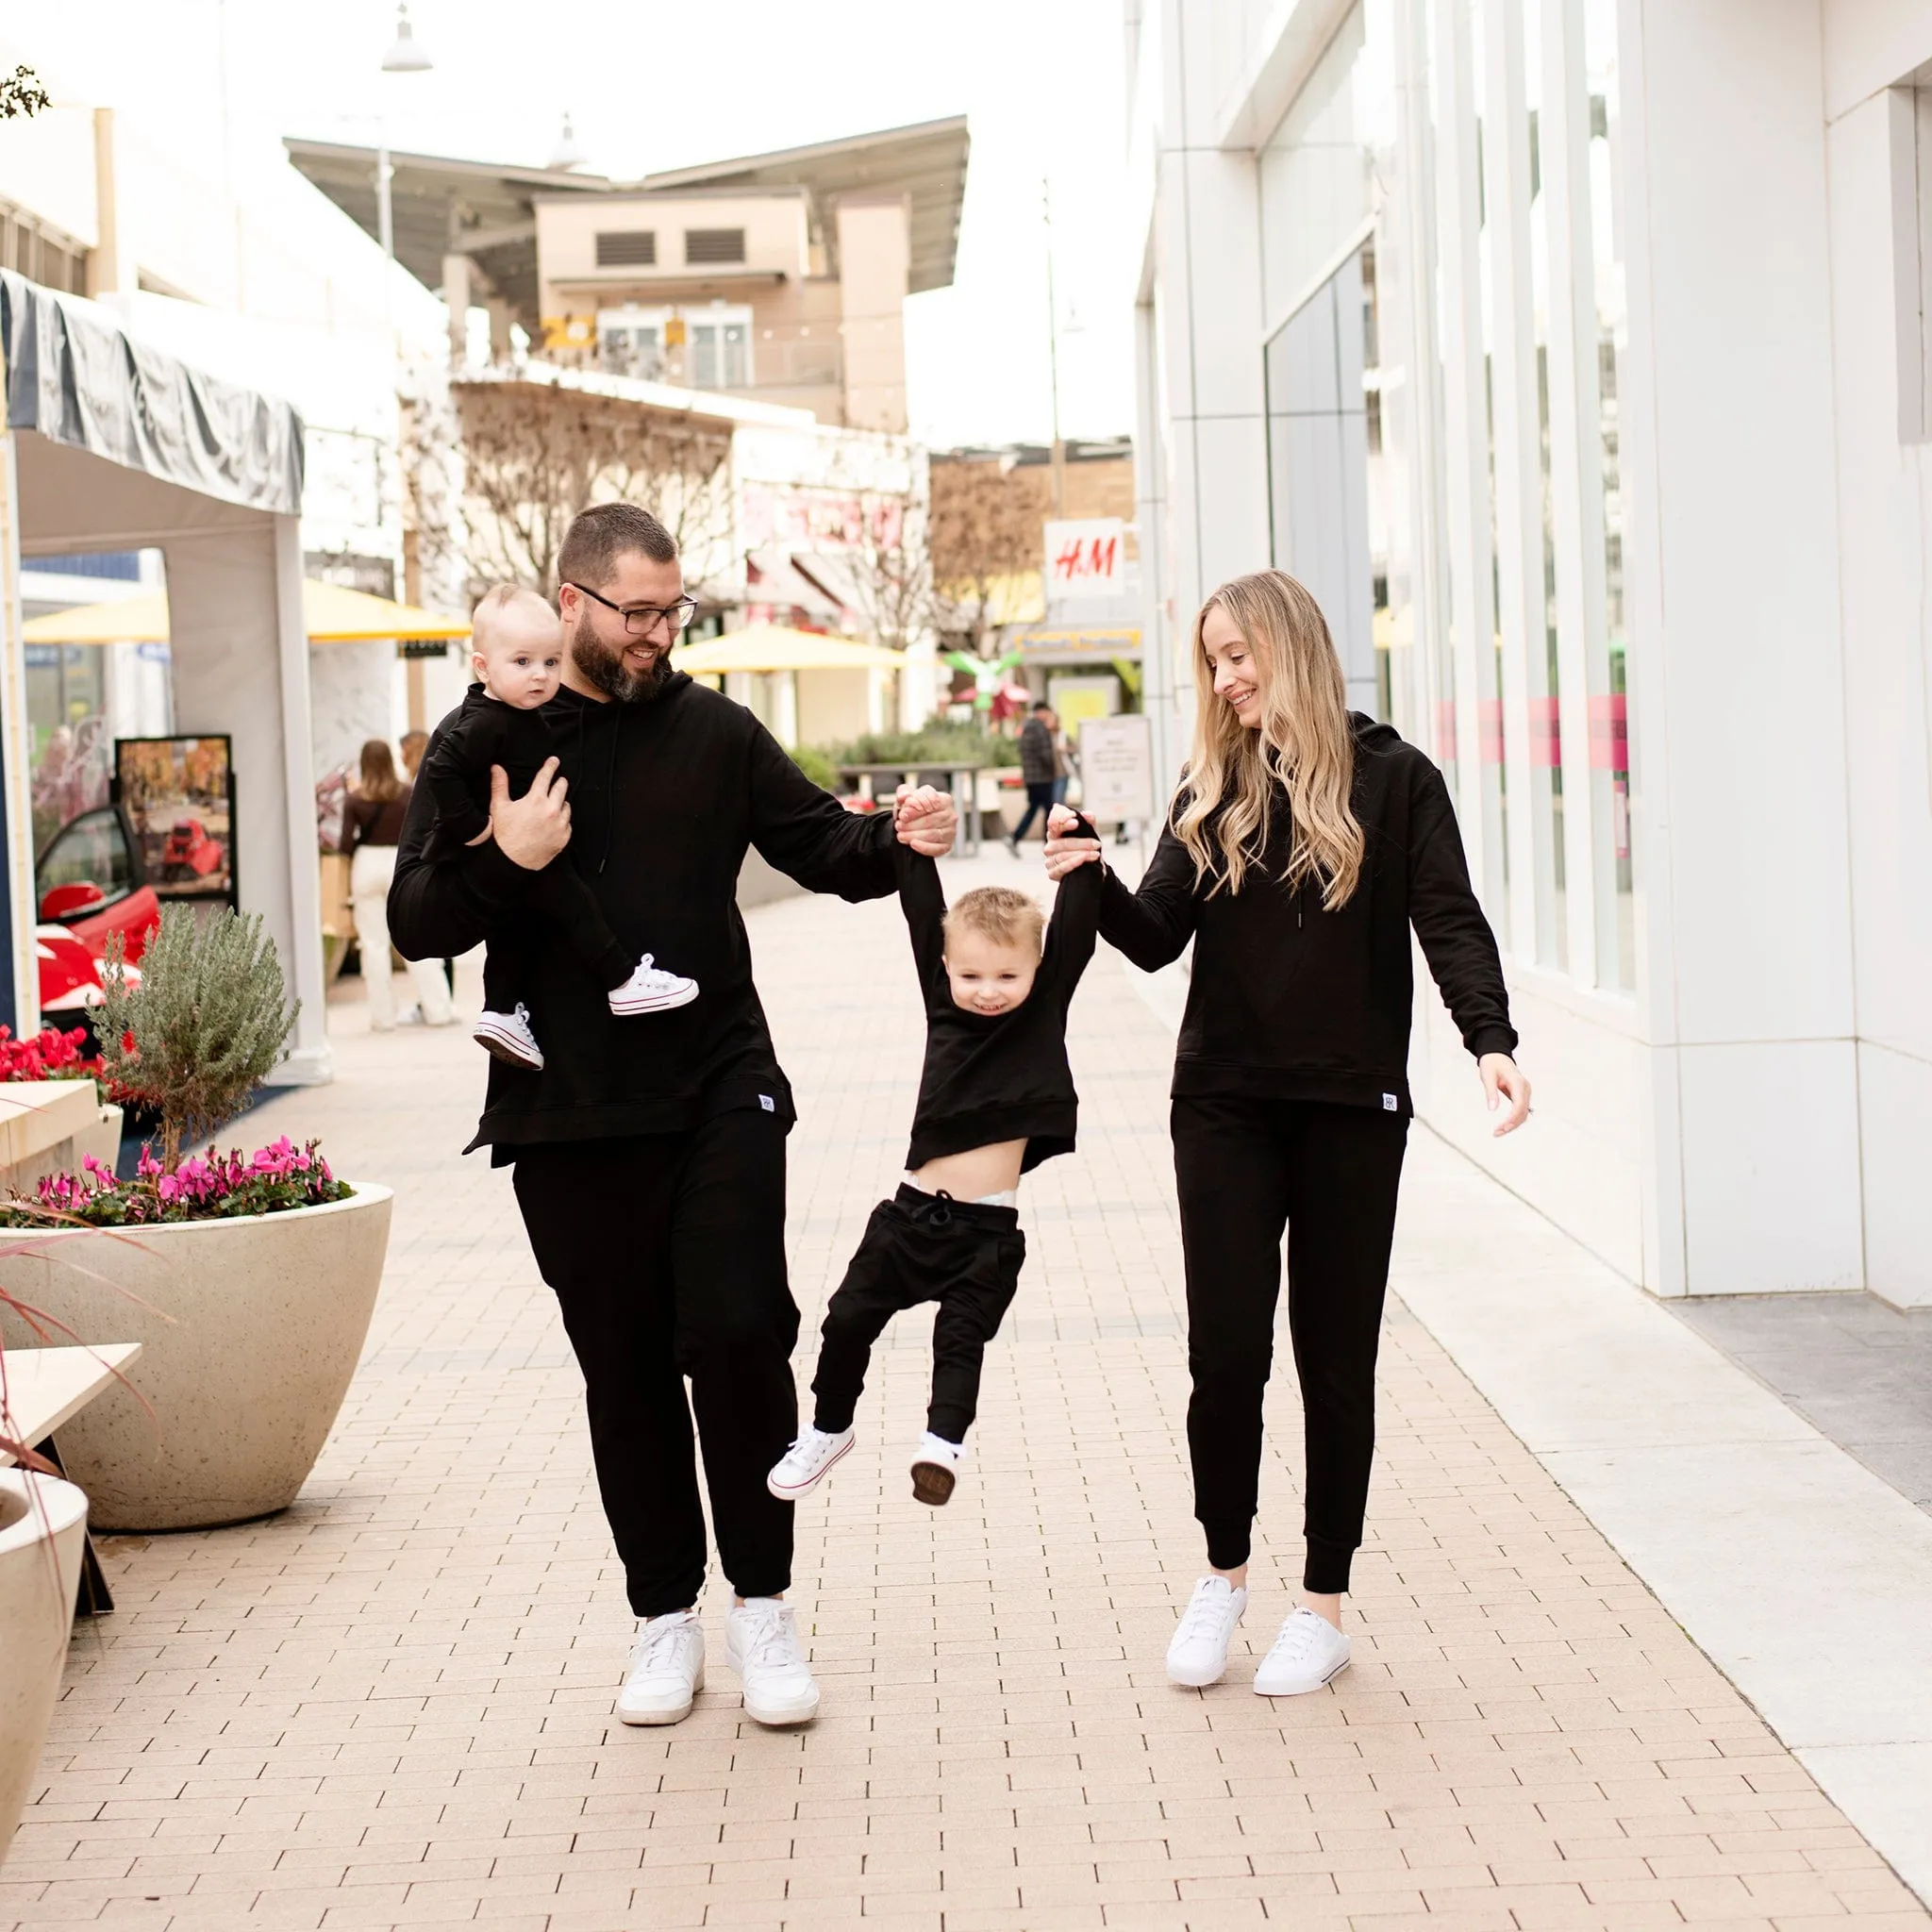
xmin=1127 ymin=0 xmax=1932 ymax=1306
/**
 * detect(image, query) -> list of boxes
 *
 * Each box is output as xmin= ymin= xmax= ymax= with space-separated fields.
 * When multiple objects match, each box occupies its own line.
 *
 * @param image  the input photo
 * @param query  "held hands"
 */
xmin=489 ymin=758 xmax=572 ymax=871
xmin=893 ymin=783 xmax=958 ymax=857
xmin=1480 ymin=1053 xmax=1532 ymax=1137
xmin=1042 ymin=804 xmax=1103 ymax=881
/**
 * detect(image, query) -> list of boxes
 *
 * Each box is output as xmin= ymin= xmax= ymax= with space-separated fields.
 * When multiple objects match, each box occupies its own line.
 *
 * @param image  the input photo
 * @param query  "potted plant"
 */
xmin=0 ymin=908 xmax=392 ymax=1532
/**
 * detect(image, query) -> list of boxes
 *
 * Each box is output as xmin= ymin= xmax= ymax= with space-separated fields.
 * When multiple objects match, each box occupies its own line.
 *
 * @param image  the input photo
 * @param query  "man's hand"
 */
xmin=489 ymin=758 xmax=571 ymax=871
xmin=1043 ymin=804 xmax=1103 ymax=880
xmin=893 ymin=783 xmax=958 ymax=857
xmin=1480 ymin=1053 xmax=1531 ymax=1137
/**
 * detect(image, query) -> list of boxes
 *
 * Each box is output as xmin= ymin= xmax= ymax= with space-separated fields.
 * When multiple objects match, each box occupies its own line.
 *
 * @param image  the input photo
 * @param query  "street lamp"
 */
xmin=375 ymin=4 xmax=432 ymax=265
xmin=548 ymin=113 xmax=588 ymax=172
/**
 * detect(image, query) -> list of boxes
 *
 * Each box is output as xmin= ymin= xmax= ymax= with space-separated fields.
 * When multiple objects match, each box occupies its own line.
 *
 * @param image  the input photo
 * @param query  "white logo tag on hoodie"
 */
xmin=1382 ymin=1093 xmax=1398 ymax=1111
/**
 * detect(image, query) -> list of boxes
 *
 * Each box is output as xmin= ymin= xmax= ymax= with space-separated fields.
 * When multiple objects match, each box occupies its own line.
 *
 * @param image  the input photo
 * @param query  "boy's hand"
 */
xmin=1480 ymin=1053 xmax=1532 ymax=1136
xmin=893 ymin=783 xmax=958 ymax=857
xmin=1043 ymin=805 xmax=1102 ymax=881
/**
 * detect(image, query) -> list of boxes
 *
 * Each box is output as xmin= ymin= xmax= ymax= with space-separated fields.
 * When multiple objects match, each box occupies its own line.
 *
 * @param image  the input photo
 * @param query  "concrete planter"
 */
xmin=0 ymin=1187 xmax=392 ymax=1531
xmin=0 ymin=1469 xmax=87 ymax=1863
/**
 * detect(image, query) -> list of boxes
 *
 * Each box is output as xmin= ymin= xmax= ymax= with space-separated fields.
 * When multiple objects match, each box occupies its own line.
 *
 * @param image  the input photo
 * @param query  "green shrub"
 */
xmin=833 ymin=722 xmax=1002 ymax=769
xmin=789 ymin=743 xmax=841 ymax=791
xmin=98 ymin=906 xmax=299 ymax=1172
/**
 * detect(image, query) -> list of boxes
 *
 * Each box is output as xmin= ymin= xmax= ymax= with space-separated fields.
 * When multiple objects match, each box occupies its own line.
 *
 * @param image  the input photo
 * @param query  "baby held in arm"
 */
xmin=767 ymin=808 xmax=1103 ymax=1508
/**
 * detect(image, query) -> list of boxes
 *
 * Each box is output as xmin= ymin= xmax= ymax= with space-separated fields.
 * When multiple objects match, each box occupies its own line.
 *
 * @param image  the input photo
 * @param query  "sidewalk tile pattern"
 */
xmin=5 ymin=861 xmax=1924 ymax=1930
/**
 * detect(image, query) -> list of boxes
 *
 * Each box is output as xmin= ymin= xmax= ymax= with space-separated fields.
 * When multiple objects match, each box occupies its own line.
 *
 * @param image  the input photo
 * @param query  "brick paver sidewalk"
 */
xmin=5 ymin=861 xmax=1924 ymax=1930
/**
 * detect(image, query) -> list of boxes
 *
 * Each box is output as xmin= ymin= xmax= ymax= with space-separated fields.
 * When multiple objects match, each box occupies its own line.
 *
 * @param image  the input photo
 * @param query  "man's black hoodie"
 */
xmin=388 ymin=673 xmax=897 ymax=1158
xmin=1099 ymin=714 xmax=1516 ymax=1117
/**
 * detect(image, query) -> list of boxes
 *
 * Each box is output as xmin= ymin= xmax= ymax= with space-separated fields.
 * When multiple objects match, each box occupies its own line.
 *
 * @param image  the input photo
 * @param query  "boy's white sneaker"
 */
xmin=909 ymin=1431 xmax=963 ymax=1507
xmin=474 ymin=1001 xmax=543 ymax=1070
xmin=616 ymin=1608 xmax=704 ymax=1725
xmin=1253 ymin=1607 xmax=1351 ymax=1696
xmin=724 ymin=1598 xmax=820 ymax=1726
xmin=1166 ymin=1575 xmax=1248 ymax=1688
xmin=608 ymin=954 xmax=699 ymax=1016
xmin=767 ymin=1425 xmax=855 ymax=1501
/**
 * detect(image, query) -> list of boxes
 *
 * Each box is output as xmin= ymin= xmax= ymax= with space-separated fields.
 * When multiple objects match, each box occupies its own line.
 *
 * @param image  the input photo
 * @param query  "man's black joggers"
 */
xmin=513 ymin=1109 xmax=799 ymax=1619
xmin=1171 ymin=1094 xmax=1409 ymax=1595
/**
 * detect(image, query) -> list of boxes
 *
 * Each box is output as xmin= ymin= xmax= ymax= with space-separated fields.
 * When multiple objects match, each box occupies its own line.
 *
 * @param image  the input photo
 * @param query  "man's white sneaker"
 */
xmin=767 ymin=1425 xmax=855 ymax=1501
xmin=616 ymin=1609 xmax=704 ymax=1725
xmin=474 ymin=1002 xmax=543 ymax=1070
xmin=1165 ymin=1575 xmax=1248 ymax=1688
xmin=608 ymin=954 xmax=699 ymax=1016
xmin=724 ymin=1598 xmax=820 ymax=1726
xmin=1253 ymin=1607 xmax=1351 ymax=1696
xmin=909 ymin=1431 xmax=963 ymax=1507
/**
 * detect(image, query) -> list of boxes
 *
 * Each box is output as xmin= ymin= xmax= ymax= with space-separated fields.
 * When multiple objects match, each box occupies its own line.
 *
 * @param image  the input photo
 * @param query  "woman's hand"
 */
xmin=1043 ymin=804 xmax=1102 ymax=881
xmin=893 ymin=783 xmax=958 ymax=856
xmin=1480 ymin=1053 xmax=1531 ymax=1136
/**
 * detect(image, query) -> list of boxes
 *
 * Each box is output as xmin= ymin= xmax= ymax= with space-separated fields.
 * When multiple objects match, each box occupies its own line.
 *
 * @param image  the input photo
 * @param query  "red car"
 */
xmin=33 ymin=805 xmax=158 ymax=1022
xmin=160 ymin=818 xmax=225 ymax=882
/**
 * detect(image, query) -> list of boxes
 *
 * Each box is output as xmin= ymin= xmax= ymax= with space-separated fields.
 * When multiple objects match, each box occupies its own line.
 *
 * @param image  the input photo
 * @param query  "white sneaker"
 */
xmin=1166 ymin=1575 xmax=1248 ymax=1688
xmin=1253 ymin=1607 xmax=1351 ymax=1695
xmin=616 ymin=1609 xmax=704 ymax=1725
xmin=909 ymin=1430 xmax=963 ymax=1507
xmin=608 ymin=954 xmax=699 ymax=1016
xmin=474 ymin=1002 xmax=543 ymax=1070
xmin=767 ymin=1425 xmax=855 ymax=1501
xmin=724 ymin=1598 xmax=820 ymax=1726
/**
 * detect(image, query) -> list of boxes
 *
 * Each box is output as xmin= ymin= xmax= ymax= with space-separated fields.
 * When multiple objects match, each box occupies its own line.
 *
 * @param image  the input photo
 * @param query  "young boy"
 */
xmin=420 ymin=583 xmax=697 ymax=1070
xmin=768 ymin=817 xmax=1102 ymax=1507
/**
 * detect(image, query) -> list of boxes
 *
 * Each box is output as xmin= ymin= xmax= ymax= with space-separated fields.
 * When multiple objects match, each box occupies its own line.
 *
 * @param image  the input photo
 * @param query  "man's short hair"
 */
xmin=557 ymin=503 xmax=678 ymax=589
xmin=943 ymin=886 xmax=1045 ymax=958
xmin=1030 ymin=699 xmax=1053 ymax=712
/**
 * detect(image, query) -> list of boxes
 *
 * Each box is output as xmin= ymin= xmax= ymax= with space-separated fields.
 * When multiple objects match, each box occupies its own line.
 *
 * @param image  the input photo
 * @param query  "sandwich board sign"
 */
xmin=1077 ymin=713 xmax=1154 ymax=824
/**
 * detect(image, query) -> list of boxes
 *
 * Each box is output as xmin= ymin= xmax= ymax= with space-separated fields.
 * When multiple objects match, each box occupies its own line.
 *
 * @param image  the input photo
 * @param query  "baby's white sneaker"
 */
xmin=909 ymin=1431 xmax=963 ymax=1507
xmin=616 ymin=1608 xmax=704 ymax=1725
xmin=608 ymin=954 xmax=699 ymax=1016
xmin=475 ymin=1002 xmax=543 ymax=1069
xmin=1253 ymin=1607 xmax=1351 ymax=1696
xmin=767 ymin=1425 xmax=855 ymax=1501
xmin=1166 ymin=1575 xmax=1248 ymax=1688
xmin=724 ymin=1598 xmax=820 ymax=1726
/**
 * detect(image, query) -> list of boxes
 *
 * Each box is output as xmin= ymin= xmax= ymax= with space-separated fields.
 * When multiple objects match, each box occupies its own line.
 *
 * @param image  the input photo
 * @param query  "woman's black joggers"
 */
xmin=1171 ymin=1094 xmax=1409 ymax=1595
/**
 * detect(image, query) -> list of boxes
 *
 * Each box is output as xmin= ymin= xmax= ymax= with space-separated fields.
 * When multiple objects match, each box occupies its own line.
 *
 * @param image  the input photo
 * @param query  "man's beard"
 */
xmin=570 ymin=613 xmax=673 ymax=705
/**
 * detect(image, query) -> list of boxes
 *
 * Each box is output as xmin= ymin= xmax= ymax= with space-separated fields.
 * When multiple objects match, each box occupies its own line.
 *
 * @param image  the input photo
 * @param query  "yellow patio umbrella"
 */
xmin=21 ymin=579 xmax=472 ymax=645
xmin=674 ymin=624 xmax=905 ymax=675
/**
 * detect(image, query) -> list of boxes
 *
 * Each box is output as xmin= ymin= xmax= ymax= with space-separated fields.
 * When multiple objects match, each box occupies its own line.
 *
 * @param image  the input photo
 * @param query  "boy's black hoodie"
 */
xmin=388 ymin=673 xmax=898 ymax=1158
xmin=1099 ymin=714 xmax=1515 ymax=1117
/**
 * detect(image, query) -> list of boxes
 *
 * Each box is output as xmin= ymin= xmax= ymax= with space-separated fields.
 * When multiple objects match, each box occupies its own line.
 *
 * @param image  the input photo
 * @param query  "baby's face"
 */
xmin=474 ymin=615 xmax=564 ymax=709
xmin=944 ymin=931 xmax=1040 ymax=1017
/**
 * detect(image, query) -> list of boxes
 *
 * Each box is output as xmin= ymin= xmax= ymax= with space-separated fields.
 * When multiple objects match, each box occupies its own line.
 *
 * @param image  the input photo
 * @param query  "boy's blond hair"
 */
xmin=943 ymin=886 xmax=1045 ymax=957
xmin=471 ymin=582 xmax=558 ymax=652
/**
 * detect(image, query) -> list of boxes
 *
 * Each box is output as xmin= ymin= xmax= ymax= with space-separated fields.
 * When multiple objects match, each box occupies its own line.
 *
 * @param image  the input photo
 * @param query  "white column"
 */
xmin=0 ymin=433 xmax=36 ymax=1035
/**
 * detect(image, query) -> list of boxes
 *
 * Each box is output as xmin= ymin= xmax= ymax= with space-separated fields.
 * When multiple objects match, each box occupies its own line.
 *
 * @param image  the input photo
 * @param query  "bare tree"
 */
xmin=0 ymin=67 xmax=49 ymax=120
xmin=841 ymin=488 xmax=938 ymax=653
xmin=927 ymin=455 xmax=1048 ymax=656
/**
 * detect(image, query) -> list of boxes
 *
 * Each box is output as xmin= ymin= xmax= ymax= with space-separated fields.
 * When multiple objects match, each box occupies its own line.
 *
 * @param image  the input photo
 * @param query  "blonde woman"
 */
xmin=344 ymin=739 xmax=455 ymax=1031
xmin=1044 ymin=570 xmax=1529 ymax=1698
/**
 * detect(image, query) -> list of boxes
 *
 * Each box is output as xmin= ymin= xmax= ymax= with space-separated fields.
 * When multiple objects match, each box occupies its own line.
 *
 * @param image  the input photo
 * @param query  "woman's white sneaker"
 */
xmin=1166 ymin=1575 xmax=1248 ymax=1688
xmin=475 ymin=1002 xmax=543 ymax=1069
xmin=767 ymin=1425 xmax=854 ymax=1500
xmin=608 ymin=954 xmax=699 ymax=1015
xmin=724 ymin=1598 xmax=820 ymax=1726
xmin=1253 ymin=1607 xmax=1351 ymax=1696
xmin=616 ymin=1609 xmax=704 ymax=1724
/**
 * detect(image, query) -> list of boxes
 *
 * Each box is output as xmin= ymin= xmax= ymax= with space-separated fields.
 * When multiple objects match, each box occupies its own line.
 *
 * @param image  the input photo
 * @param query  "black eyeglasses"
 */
xmin=565 ymin=581 xmax=698 ymax=638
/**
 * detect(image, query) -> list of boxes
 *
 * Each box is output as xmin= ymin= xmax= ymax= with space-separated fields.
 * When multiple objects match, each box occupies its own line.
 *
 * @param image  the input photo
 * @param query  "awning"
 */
xmin=675 ymin=624 xmax=904 ymax=675
xmin=20 ymin=578 xmax=471 ymax=645
xmin=1 ymin=270 xmax=303 ymax=518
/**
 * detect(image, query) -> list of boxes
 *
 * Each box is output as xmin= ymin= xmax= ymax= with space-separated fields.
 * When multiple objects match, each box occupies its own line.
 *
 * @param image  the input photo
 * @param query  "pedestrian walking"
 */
xmin=1043 ymin=568 xmax=1529 ymax=1699
xmin=388 ymin=503 xmax=958 ymax=1732
xmin=342 ymin=739 xmax=456 ymax=1031
xmin=1005 ymin=700 xmax=1060 ymax=850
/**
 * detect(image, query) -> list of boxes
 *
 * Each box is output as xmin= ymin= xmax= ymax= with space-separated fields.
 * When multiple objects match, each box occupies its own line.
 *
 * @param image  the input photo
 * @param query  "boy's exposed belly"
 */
xmin=908 ymin=1139 xmax=1028 ymax=1203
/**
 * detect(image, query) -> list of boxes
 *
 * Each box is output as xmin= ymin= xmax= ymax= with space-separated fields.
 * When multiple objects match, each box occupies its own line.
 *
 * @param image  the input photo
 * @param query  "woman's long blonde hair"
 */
xmin=1174 ymin=570 xmax=1365 ymax=908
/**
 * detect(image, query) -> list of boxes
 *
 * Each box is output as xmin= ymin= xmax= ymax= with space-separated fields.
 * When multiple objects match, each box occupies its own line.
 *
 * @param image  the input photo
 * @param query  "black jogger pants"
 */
xmin=512 ymin=1110 xmax=800 ymax=1618
xmin=812 ymin=1186 xmax=1025 ymax=1444
xmin=1171 ymin=1094 xmax=1409 ymax=1594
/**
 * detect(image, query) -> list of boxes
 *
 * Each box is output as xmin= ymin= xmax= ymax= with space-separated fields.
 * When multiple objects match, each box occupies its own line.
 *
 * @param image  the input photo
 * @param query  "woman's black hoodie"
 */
xmin=1099 ymin=714 xmax=1516 ymax=1116
xmin=388 ymin=674 xmax=898 ymax=1158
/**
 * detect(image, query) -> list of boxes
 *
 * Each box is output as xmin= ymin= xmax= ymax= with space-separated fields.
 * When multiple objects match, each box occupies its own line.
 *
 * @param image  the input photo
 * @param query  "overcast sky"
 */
xmin=27 ymin=0 xmax=1139 ymax=451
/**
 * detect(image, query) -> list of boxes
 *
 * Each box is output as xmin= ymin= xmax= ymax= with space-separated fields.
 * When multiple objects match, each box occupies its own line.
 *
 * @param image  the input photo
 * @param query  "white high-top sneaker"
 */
xmin=909 ymin=1431 xmax=964 ymax=1507
xmin=616 ymin=1609 xmax=704 ymax=1725
xmin=608 ymin=954 xmax=699 ymax=1016
xmin=724 ymin=1598 xmax=820 ymax=1726
xmin=1165 ymin=1575 xmax=1249 ymax=1688
xmin=1252 ymin=1607 xmax=1351 ymax=1696
xmin=767 ymin=1425 xmax=855 ymax=1501
xmin=474 ymin=1002 xmax=543 ymax=1070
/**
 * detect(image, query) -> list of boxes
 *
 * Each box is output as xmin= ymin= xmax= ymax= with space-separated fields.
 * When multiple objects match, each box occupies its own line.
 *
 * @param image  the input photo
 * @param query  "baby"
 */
xmin=419 ymin=583 xmax=697 ymax=1070
xmin=768 ymin=816 xmax=1102 ymax=1507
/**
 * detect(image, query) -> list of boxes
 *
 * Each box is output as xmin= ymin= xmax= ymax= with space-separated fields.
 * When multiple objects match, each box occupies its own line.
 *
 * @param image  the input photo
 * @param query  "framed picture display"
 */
xmin=113 ymin=735 xmax=237 ymax=908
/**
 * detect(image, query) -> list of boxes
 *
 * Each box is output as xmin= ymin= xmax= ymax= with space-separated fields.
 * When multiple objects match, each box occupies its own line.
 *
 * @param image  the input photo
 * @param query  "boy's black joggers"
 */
xmin=1171 ymin=1094 xmax=1409 ymax=1594
xmin=813 ymin=1185 xmax=1025 ymax=1443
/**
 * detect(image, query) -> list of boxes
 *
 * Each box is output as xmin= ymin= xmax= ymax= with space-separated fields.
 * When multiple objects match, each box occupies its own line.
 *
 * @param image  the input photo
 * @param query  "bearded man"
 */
xmin=389 ymin=502 xmax=957 ymax=1728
